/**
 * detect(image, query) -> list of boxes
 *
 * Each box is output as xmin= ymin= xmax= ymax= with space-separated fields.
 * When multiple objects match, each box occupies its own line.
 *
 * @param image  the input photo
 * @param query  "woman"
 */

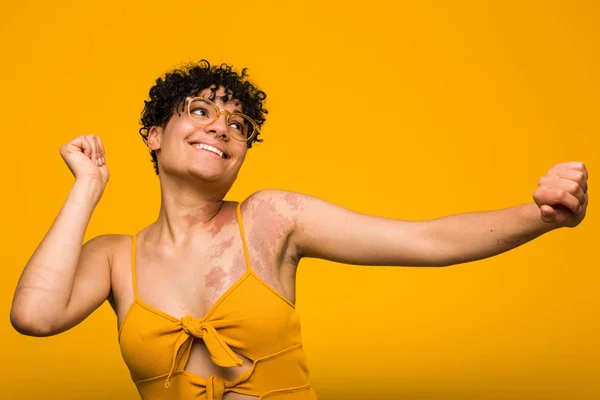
xmin=10 ymin=61 xmax=589 ymax=400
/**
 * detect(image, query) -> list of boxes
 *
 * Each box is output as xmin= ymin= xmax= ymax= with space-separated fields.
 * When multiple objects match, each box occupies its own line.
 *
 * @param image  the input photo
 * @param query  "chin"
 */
xmin=190 ymin=164 xmax=231 ymax=183
xmin=190 ymin=170 xmax=223 ymax=182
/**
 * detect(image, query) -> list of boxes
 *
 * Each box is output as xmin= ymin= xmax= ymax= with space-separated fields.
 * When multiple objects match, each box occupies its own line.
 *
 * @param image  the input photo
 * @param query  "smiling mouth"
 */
xmin=189 ymin=142 xmax=228 ymax=159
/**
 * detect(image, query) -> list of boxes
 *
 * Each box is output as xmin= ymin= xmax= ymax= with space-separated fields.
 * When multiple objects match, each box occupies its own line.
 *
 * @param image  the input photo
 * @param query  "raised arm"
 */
xmin=10 ymin=135 xmax=111 ymax=336
xmin=285 ymin=161 xmax=588 ymax=267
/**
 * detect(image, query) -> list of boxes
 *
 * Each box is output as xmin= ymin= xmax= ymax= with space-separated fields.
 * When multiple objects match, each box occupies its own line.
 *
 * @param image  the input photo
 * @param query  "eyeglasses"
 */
xmin=185 ymin=97 xmax=259 ymax=142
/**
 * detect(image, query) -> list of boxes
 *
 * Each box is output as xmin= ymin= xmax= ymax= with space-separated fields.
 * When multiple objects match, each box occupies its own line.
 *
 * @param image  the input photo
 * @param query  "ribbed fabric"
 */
xmin=118 ymin=202 xmax=317 ymax=399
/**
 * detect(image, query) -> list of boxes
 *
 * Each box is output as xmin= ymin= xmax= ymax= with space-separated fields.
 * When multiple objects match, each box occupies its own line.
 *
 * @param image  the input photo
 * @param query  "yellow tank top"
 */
xmin=118 ymin=202 xmax=317 ymax=399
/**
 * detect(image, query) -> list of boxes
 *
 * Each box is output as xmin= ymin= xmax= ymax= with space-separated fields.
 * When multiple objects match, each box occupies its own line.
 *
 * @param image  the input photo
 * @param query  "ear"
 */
xmin=147 ymin=126 xmax=162 ymax=151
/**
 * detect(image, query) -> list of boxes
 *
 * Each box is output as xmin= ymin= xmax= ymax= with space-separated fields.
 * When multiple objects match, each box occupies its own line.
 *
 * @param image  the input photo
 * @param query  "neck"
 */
xmin=150 ymin=174 xmax=232 ymax=246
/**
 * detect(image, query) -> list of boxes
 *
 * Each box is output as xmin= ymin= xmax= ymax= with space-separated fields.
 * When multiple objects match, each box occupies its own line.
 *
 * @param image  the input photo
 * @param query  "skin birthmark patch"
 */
xmin=213 ymin=236 xmax=235 ymax=255
xmin=203 ymin=248 xmax=246 ymax=300
xmin=229 ymin=250 xmax=248 ymax=282
xmin=209 ymin=206 xmax=235 ymax=237
xmin=204 ymin=266 xmax=228 ymax=296
xmin=283 ymin=192 xmax=307 ymax=211
xmin=183 ymin=203 xmax=219 ymax=228
xmin=246 ymin=196 xmax=294 ymax=291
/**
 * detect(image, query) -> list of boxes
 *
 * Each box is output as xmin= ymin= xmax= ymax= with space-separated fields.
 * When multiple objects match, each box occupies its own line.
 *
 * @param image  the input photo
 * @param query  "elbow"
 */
xmin=10 ymin=306 xmax=55 ymax=337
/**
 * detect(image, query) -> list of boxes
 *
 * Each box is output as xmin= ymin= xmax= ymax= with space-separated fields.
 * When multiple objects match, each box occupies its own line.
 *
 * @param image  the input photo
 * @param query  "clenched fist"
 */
xmin=533 ymin=161 xmax=588 ymax=228
xmin=60 ymin=134 xmax=109 ymax=190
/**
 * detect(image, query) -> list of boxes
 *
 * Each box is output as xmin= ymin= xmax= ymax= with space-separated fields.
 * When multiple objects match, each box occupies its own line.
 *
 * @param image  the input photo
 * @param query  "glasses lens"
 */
xmin=189 ymin=98 xmax=257 ymax=141
xmin=189 ymin=99 xmax=217 ymax=124
xmin=227 ymin=114 xmax=256 ymax=141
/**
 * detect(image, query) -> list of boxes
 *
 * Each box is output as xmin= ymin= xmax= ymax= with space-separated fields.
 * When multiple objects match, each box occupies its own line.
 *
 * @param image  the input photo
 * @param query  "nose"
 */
xmin=204 ymin=113 xmax=229 ymax=141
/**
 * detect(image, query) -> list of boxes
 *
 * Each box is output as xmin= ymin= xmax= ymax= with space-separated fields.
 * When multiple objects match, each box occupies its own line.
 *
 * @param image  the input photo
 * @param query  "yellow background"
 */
xmin=1 ymin=0 xmax=598 ymax=399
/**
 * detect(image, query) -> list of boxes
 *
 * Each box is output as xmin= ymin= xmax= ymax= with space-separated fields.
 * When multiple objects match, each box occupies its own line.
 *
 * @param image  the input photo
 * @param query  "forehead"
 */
xmin=196 ymin=86 xmax=243 ymax=112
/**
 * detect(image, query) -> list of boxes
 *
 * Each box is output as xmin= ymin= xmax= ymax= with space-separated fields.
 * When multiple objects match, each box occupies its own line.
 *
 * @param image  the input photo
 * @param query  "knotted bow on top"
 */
xmin=165 ymin=315 xmax=243 ymax=389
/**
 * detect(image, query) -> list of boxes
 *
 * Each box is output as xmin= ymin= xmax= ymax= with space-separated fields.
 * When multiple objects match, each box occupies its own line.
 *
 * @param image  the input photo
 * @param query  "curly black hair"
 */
xmin=139 ymin=60 xmax=268 ymax=175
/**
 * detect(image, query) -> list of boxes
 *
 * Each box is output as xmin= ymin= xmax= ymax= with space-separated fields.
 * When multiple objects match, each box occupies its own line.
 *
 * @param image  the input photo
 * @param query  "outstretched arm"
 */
xmin=11 ymin=135 xmax=111 ymax=336
xmin=284 ymin=161 xmax=588 ymax=267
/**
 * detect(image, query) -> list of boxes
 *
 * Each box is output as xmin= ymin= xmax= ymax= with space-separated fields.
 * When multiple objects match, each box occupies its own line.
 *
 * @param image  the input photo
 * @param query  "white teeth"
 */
xmin=193 ymin=143 xmax=224 ymax=158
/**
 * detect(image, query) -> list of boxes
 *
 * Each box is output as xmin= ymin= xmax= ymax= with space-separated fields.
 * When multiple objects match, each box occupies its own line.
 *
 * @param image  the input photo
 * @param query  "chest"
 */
xmin=113 ymin=214 xmax=296 ymax=327
xmin=137 ymin=232 xmax=248 ymax=318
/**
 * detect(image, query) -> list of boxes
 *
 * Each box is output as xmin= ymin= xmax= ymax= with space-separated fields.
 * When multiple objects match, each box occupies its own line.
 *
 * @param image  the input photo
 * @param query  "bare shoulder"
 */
xmin=240 ymin=189 xmax=309 ymax=223
xmin=239 ymin=190 xmax=310 ymax=261
xmin=81 ymin=233 xmax=134 ymax=291
xmin=93 ymin=233 xmax=137 ymax=269
xmin=82 ymin=233 xmax=130 ymax=261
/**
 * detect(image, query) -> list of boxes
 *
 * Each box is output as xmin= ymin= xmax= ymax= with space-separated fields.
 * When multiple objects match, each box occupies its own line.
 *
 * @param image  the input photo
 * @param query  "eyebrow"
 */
xmin=225 ymin=104 xmax=244 ymax=114
xmin=195 ymin=94 xmax=244 ymax=114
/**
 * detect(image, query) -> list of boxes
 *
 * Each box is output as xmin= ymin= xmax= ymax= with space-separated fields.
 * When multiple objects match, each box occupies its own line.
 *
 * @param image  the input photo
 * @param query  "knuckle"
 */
xmin=534 ymin=185 xmax=548 ymax=195
xmin=569 ymin=196 xmax=579 ymax=206
xmin=567 ymin=181 xmax=579 ymax=193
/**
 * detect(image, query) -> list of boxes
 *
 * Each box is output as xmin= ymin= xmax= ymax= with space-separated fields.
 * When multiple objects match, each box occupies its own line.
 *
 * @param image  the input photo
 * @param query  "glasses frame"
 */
xmin=185 ymin=97 xmax=260 ymax=142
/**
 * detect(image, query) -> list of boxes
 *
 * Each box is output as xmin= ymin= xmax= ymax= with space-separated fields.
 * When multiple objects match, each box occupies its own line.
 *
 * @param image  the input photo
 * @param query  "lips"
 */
xmin=188 ymin=140 xmax=229 ymax=159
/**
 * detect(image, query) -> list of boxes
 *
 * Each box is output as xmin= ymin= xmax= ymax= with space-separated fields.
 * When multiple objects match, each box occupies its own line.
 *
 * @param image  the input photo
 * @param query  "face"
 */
xmin=147 ymin=87 xmax=250 ymax=187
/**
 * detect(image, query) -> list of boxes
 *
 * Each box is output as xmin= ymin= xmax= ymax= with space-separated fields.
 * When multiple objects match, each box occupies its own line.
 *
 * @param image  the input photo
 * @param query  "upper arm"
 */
xmin=287 ymin=192 xmax=446 ymax=267
xmin=56 ymin=234 xmax=114 ymax=334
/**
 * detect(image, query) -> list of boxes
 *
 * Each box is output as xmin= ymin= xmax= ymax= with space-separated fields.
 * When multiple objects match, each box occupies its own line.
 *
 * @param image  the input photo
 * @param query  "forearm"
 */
xmin=425 ymin=202 xmax=556 ymax=266
xmin=11 ymin=180 xmax=101 ymax=327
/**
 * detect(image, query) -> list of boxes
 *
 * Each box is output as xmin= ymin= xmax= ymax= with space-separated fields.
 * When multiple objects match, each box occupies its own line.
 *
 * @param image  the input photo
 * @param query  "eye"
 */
xmin=227 ymin=113 xmax=254 ymax=139
xmin=188 ymin=101 xmax=215 ymax=122
xmin=190 ymin=107 xmax=207 ymax=116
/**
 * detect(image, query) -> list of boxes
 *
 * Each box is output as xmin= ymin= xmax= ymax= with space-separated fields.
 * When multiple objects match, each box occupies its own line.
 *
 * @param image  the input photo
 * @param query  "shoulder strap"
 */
xmin=131 ymin=234 xmax=139 ymax=298
xmin=236 ymin=202 xmax=252 ymax=272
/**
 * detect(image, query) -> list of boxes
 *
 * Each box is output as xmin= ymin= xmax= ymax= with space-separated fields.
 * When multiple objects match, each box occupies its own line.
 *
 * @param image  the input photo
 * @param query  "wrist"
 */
xmin=522 ymin=202 xmax=559 ymax=234
xmin=72 ymin=178 xmax=104 ymax=205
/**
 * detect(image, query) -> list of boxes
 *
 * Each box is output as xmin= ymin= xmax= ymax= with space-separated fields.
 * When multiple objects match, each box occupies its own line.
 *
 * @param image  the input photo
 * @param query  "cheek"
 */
xmin=231 ymin=144 xmax=249 ymax=163
xmin=163 ymin=122 xmax=193 ymax=151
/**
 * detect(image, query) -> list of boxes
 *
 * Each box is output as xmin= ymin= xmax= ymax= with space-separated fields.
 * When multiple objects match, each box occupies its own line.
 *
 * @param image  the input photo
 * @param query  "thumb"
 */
xmin=540 ymin=205 xmax=556 ymax=223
